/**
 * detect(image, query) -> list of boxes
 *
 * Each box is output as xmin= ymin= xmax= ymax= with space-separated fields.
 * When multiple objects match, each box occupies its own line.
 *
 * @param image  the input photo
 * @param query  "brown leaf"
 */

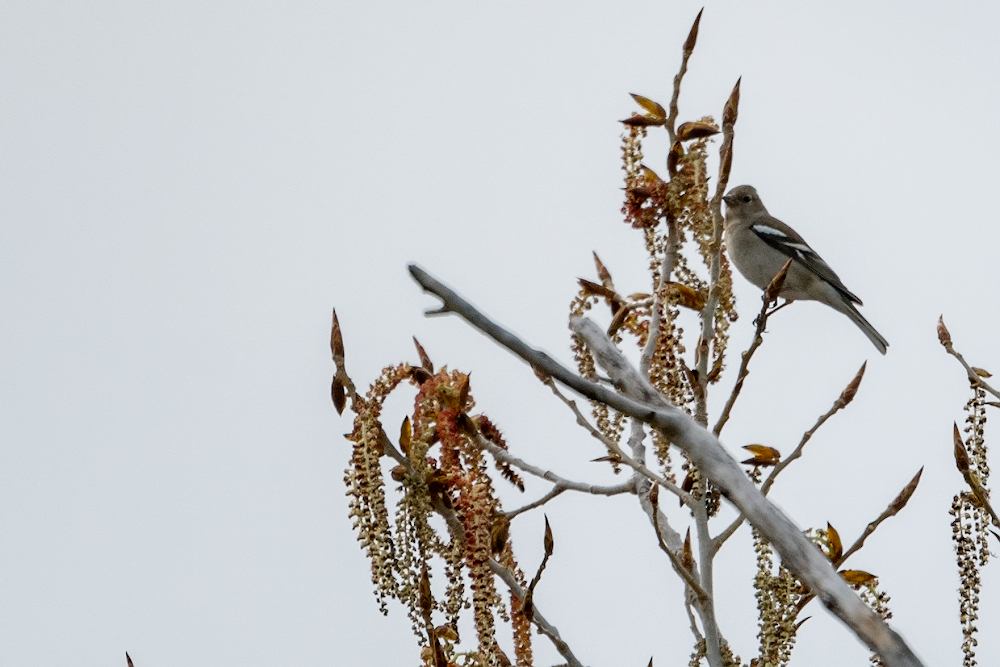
xmin=606 ymin=304 xmax=629 ymax=338
xmin=973 ymin=367 xmax=993 ymax=378
xmin=621 ymin=113 xmax=666 ymax=127
xmin=413 ymin=337 xmax=434 ymax=374
xmin=457 ymin=412 xmax=478 ymax=438
xmin=838 ymin=361 xmax=867 ymax=407
xmin=578 ymin=278 xmax=617 ymax=301
xmin=409 ymin=365 xmax=432 ymax=384
xmin=676 ymin=121 xmax=720 ymax=142
xmin=521 ymin=588 xmax=534 ymax=622
xmin=458 ymin=373 xmax=471 ymax=409
xmin=418 ymin=565 xmax=433 ymax=613
xmin=667 ymin=140 xmax=684 ymax=176
xmin=399 ymin=416 xmax=412 ymax=455
xmin=543 ymin=514 xmax=554 ymax=557
xmin=491 ymin=514 xmax=511 ymax=555
xmin=681 ymin=528 xmax=695 ymax=572
xmin=826 ymin=522 xmax=843 ymax=562
xmin=667 ymin=282 xmax=708 ymax=311
xmin=764 ymin=259 xmax=792 ymax=302
xmin=640 ymin=164 xmax=665 ymax=186
xmin=706 ymin=355 xmax=724 ymax=383
xmin=723 ymin=77 xmax=741 ymax=127
xmin=593 ymin=251 xmax=615 ymax=290
xmin=127 ymin=653 xmax=135 ymax=667
xmin=954 ymin=422 xmax=971 ymax=476
xmin=840 ymin=569 xmax=877 ymax=586
xmin=332 ymin=377 xmax=346 ymax=415
xmin=592 ymin=454 xmax=622 ymax=465
xmin=331 ymin=308 xmax=344 ymax=362
xmin=391 ymin=465 xmax=408 ymax=482
xmin=683 ymin=8 xmax=703 ymax=55
xmin=937 ymin=315 xmax=952 ymax=347
xmin=888 ymin=467 xmax=923 ymax=515
xmin=741 ymin=444 xmax=781 ymax=467
xmin=649 ymin=483 xmax=660 ymax=508
xmin=435 ymin=623 xmax=459 ymax=642
xmin=630 ymin=93 xmax=666 ymax=120
xmin=681 ymin=471 xmax=695 ymax=494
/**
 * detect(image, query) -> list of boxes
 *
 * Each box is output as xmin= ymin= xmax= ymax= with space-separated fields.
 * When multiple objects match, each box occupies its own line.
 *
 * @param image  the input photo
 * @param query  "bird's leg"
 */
xmin=753 ymin=299 xmax=794 ymax=326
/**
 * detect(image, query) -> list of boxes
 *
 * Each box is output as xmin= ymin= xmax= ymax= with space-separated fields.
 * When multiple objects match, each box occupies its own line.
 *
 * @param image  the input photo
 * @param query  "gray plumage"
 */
xmin=722 ymin=184 xmax=888 ymax=355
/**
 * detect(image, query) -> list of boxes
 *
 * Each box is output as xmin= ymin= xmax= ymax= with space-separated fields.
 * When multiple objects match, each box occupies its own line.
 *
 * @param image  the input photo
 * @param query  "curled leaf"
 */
xmin=332 ymin=377 xmax=345 ymax=415
xmin=458 ymin=373 xmax=471 ymax=409
xmin=667 ymin=140 xmax=684 ymax=176
xmin=413 ymin=337 xmax=433 ymax=374
xmin=649 ymin=482 xmax=659 ymax=508
xmin=593 ymin=251 xmax=615 ymax=289
xmin=435 ymin=624 xmax=459 ymax=642
xmin=391 ymin=465 xmax=408 ymax=482
xmin=826 ymin=522 xmax=843 ymax=562
xmin=954 ymin=422 xmax=972 ymax=476
xmin=630 ymin=93 xmax=666 ymax=120
xmin=676 ymin=121 xmax=720 ymax=141
xmin=607 ymin=304 xmax=629 ymax=338
xmin=840 ymin=569 xmax=877 ymax=586
xmin=681 ymin=528 xmax=695 ymax=572
xmin=639 ymin=164 xmax=665 ymax=186
xmin=490 ymin=514 xmax=511 ymax=555
xmin=578 ymin=278 xmax=618 ymax=301
xmin=973 ymin=367 xmax=993 ymax=378
xmin=741 ymin=444 xmax=781 ymax=467
xmin=723 ymin=77 xmax=741 ymax=127
xmin=666 ymin=282 xmax=708 ymax=311
xmin=543 ymin=514 xmax=554 ymax=556
xmin=399 ymin=416 xmax=412 ymax=455
xmin=331 ymin=308 xmax=344 ymax=362
xmin=621 ymin=113 xmax=666 ymax=127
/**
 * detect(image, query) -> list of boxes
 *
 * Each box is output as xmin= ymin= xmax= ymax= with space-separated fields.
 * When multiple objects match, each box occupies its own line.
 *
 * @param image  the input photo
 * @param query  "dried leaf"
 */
xmin=627 ymin=186 xmax=653 ymax=202
xmin=607 ymin=304 xmax=629 ymax=338
xmin=840 ymin=569 xmax=877 ymax=586
xmin=765 ymin=259 xmax=792 ymax=302
xmin=838 ymin=361 xmax=867 ymax=407
xmin=458 ymin=373 xmax=471 ymax=409
xmin=593 ymin=251 xmax=615 ymax=290
xmin=649 ymin=483 xmax=660 ymax=508
xmin=331 ymin=308 xmax=344 ymax=362
xmin=543 ymin=514 xmax=554 ymax=556
xmin=391 ymin=465 xmax=408 ymax=482
xmin=399 ymin=416 xmax=412 ymax=455
xmin=666 ymin=282 xmax=708 ymax=311
xmin=457 ymin=412 xmax=478 ymax=438
xmin=127 ymin=653 xmax=135 ymax=667
xmin=491 ymin=515 xmax=511 ymax=555
xmin=332 ymin=377 xmax=345 ymax=415
xmin=419 ymin=565 xmax=433 ymax=614
xmin=681 ymin=471 xmax=695 ymax=494
xmin=706 ymin=355 xmax=724 ymax=383
xmin=681 ymin=528 xmax=695 ymax=572
xmin=621 ymin=113 xmax=666 ymax=127
xmin=667 ymin=140 xmax=684 ymax=176
xmin=413 ymin=337 xmax=434 ymax=374
xmin=937 ymin=315 xmax=952 ymax=347
xmin=578 ymin=278 xmax=617 ymax=300
xmin=630 ymin=93 xmax=666 ymax=120
xmin=639 ymin=164 xmax=665 ymax=186
xmin=409 ymin=365 xmax=432 ymax=384
xmin=973 ymin=367 xmax=993 ymax=378
xmin=954 ymin=422 xmax=971 ymax=476
xmin=676 ymin=121 xmax=720 ymax=141
xmin=888 ymin=467 xmax=923 ymax=515
xmin=683 ymin=8 xmax=703 ymax=55
xmin=741 ymin=444 xmax=781 ymax=467
xmin=435 ymin=624 xmax=459 ymax=642
xmin=826 ymin=522 xmax=843 ymax=562
xmin=592 ymin=454 xmax=622 ymax=465
xmin=723 ymin=77 xmax=741 ymax=127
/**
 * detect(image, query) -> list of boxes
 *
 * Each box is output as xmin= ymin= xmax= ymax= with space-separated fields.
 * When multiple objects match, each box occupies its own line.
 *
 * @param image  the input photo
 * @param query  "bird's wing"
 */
xmin=749 ymin=221 xmax=863 ymax=305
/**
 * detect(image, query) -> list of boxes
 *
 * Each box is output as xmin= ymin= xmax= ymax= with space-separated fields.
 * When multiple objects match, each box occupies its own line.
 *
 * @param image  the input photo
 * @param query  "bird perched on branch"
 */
xmin=722 ymin=184 xmax=888 ymax=354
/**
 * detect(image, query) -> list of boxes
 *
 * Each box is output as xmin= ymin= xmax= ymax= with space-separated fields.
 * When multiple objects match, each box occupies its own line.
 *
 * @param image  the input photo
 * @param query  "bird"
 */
xmin=722 ymin=184 xmax=888 ymax=354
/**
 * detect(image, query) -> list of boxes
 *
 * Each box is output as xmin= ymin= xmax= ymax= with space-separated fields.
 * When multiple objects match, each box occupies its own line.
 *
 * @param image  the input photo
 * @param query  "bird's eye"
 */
xmin=742 ymin=195 xmax=752 ymax=203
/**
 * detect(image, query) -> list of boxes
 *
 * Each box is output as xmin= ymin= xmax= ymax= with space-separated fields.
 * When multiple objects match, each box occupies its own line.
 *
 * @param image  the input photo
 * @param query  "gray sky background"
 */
xmin=2 ymin=2 xmax=999 ymax=666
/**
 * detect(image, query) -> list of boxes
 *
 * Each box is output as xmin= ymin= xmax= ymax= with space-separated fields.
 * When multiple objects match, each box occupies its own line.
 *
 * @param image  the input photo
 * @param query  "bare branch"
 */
xmin=505 ymin=486 xmax=567 ymax=519
xmin=665 ymin=8 xmax=704 ymax=143
xmin=408 ymin=263 xmax=924 ymax=667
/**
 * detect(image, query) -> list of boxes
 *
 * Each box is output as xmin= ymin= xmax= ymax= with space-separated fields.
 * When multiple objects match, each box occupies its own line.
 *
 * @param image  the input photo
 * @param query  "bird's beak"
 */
xmin=722 ymin=194 xmax=735 ymax=206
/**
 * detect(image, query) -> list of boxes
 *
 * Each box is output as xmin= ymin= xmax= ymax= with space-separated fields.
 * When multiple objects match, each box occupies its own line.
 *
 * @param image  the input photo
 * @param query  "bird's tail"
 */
xmin=837 ymin=298 xmax=889 ymax=355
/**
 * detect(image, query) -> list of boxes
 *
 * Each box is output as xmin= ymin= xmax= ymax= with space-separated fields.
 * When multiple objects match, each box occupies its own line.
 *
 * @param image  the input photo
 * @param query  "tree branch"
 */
xmin=408 ymin=264 xmax=924 ymax=667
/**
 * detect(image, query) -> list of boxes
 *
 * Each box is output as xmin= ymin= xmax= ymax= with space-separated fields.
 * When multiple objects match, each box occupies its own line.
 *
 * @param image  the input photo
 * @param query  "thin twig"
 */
xmin=640 ymin=217 xmax=680 ymax=376
xmin=712 ymin=261 xmax=791 ymax=437
xmin=714 ymin=360 xmax=866 ymax=552
xmin=407 ymin=263 xmax=924 ymax=667
xmin=939 ymin=315 xmax=1000 ymax=401
xmin=665 ymin=9 xmax=703 ymax=143
xmin=489 ymin=558 xmax=585 ymax=667
xmin=539 ymin=373 xmax=692 ymax=504
xmin=651 ymin=490 xmax=710 ymax=600
xmin=505 ymin=486 xmax=568 ymax=519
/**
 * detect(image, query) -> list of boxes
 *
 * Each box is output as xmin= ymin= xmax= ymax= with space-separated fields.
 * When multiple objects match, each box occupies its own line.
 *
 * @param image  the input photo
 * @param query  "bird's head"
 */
xmin=723 ymin=185 xmax=767 ymax=217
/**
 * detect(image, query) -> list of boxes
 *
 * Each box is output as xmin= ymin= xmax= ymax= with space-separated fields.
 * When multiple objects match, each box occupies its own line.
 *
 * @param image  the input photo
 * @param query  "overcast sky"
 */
xmin=2 ymin=2 xmax=999 ymax=666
